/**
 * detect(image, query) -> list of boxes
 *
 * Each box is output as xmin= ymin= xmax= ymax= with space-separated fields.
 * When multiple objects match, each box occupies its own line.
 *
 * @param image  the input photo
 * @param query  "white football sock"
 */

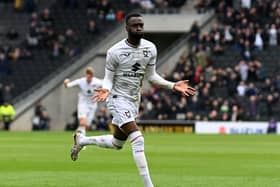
xmin=76 ymin=126 xmax=86 ymax=135
xmin=79 ymin=134 xmax=125 ymax=149
xmin=129 ymin=131 xmax=154 ymax=187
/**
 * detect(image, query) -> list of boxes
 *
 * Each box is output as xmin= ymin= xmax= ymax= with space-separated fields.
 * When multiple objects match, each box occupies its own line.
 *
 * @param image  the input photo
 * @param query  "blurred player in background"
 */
xmin=64 ymin=67 xmax=102 ymax=135
xmin=70 ymin=13 xmax=196 ymax=187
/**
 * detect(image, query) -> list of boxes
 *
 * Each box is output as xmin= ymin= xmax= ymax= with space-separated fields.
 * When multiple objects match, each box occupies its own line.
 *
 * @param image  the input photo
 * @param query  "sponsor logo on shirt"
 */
xmin=122 ymin=62 xmax=144 ymax=77
xmin=132 ymin=62 xmax=141 ymax=72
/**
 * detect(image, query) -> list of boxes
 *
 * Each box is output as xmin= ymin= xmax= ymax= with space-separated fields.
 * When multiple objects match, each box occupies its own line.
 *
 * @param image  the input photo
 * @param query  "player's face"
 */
xmin=126 ymin=16 xmax=144 ymax=40
xmin=86 ymin=74 xmax=93 ymax=83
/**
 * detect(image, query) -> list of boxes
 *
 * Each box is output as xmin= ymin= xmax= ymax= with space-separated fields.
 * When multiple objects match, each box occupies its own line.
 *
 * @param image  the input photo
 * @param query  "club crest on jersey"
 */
xmin=125 ymin=111 xmax=131 ymax=118
xmin=143 ymin=49 xmax=151 ymax=57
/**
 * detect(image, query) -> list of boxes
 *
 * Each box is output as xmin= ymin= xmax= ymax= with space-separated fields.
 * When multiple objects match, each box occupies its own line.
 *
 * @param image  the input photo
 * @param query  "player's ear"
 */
xmin=125 ymin=25 xmax=129 ymax=32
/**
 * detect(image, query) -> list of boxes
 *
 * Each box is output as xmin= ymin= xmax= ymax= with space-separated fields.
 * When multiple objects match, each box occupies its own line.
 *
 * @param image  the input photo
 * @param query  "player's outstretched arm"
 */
xmin=173 ymin=80 xmax=196 ymax=96
xmin=146 ymin=64 xmax=196 ymax=96
xmin=92 ymin=69 xmax=114 ymax=102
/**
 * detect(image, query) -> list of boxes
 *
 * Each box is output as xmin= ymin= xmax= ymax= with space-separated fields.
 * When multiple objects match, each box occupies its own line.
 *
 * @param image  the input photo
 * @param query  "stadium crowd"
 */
xmin=3 ymin=0 xmax=280 ymax=130
xmin=1 ymin=0 xmax=188 ymax=130
xmin=1 ymin=0 xmax=185 ymax=79
xmin=139 ymin=0 xmax=280 ymax=121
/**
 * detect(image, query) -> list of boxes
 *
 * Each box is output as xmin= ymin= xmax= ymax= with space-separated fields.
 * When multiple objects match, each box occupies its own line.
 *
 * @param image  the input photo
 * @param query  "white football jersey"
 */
xmin=67 ymin=77 xmax=103 ymax=105
xmin=106 ymin=38 xmax=157 ymax=101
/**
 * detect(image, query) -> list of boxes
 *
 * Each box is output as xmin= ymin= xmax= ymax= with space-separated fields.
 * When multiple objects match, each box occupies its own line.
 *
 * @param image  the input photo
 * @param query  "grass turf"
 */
xmin=0 ymin=132 xmax=280 ymax=187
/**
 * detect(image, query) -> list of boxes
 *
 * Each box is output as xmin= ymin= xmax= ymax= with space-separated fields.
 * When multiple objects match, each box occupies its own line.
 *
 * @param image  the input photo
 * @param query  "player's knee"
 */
xmin=79 ymin=118 xmax=87 ymax=126
xmin=112 ymin=137 xmax=125 ymax=150
xmin=129 ymin=131 xmax=144 ymax=151
xmin=131 ymin=135 xmax=144 ymax=147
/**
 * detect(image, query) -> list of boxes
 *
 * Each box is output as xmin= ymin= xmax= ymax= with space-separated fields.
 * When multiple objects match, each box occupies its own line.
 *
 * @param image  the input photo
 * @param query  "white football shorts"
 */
xmin=77 ymin=102 xmax=97 ymax=126
xmin=107 ymin=95 xmax=139 ymax=127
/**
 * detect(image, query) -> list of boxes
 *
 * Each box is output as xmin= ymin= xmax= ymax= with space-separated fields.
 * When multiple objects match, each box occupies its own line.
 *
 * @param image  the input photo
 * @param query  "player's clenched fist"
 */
xmin=64 ymin=79 xmax=70 ymax=87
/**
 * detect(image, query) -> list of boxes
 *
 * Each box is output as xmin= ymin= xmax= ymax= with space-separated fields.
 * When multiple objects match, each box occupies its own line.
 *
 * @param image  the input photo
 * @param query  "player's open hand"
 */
xmin=173 ymin=80 xmax=196 ymax=96
xmin=92 ymin=88 xmax=110 ymax=102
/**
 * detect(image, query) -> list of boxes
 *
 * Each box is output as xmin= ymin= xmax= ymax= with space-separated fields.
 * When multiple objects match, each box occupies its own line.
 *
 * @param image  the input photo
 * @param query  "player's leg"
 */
xmin=76 ymin=118 xmax=87 ymax=134
xmin=71 ymin=104 xmax=91 ymax=161
xmin=75 ymin=104 xmax=88 ymax=135
xmin=76 ymin=104 xmax=127 ymax=148
xmin=121 ymin=121 xmax=154 ymax=187
xmin=77 ymin=125 xmax=127 ymax=149
xmin=70 ymin=125 xmax=127 ymax=161
xmin=3 ymin=122 xmax=10 ymax=130
xmin=85 ymin=103 xmax=98 ymax=130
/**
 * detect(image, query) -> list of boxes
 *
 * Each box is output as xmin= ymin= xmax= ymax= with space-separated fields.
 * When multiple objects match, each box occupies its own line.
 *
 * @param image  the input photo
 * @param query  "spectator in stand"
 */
xmin=236 ymin=60 xmax=248 ymax=82
xmin=105 ymin=8 xmax=116 ymax=21
xmin=32 ymin=100 xmax=50 ymax=130
xmin=40 ymin=8 xmax=54 ymax=28
xmin=208 ymin=109 xmax=219 ymax=121
xmin=93 ymin=106 xmax=110 ymax=130
xmin=267 ymin=118 xmax=277 ymax=134
xmin=98 ymin=0 xmax=111 ymax=15
xmin=224 ymin=25 xmax=234 ymax=44
xmin=64 ymin=28 xmax=80 ymax=57
xmin=65 ymin=110 xmax=79 ymax=131
xmin=14 ymin=0 xmax=24 ymax=11
xmin=87 ymin=0 xmax=99 ymax=15
xmin=2 ymin=84 xmax=13 ymax=104
xmin=230 ymin=105 xmax=244 ymax=121
xmin=246 ymin=82 xmax=258 ymax=97
xmin=254 ymin=28 xmax=264 ymax=51
xmin=115 ymin=10 xmax=124 ymax=21
xmin=241 ymin=0 xmax=251 ymax=9
xmin=0 ymin=101 xmax=15 ymax=130
xmin=138 ymin=0 xmax=280 ymax=121
xmin=268 ymin=24 xmax=278 ymax=46
xmin=189 ymin=21 xmax=200 ymax=48
xmin=51 ymin=42 xmax=63 ymax=58
xmin=0 ymin=83 xmax=3 ymax=105
xmin=98 ymin=10 xmax=105 ymax=21
xmin=87 ymin=19 xmax=99 ymax=34
xmin=141 ymin=0 xmax=155 ymax=10
xmin=27 ymin=21 xmax=39 ymax=47
xmin=247 ymin=95 xmax=260 ymax=120
xmin=265 ymin=94 xmax=275 ymax=118
xmin=0 ymin=53 xmax=9 ymax=78
xmin=274 ymin=75 xmax=280 ymax=91
xmin=237 ymin=81 xmax=246 ymax=96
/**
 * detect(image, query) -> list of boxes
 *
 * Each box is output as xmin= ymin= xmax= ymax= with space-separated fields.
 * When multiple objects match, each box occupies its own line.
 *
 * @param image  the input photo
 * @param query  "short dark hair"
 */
xmin=125 ymin=12 xmax=142 ymax=25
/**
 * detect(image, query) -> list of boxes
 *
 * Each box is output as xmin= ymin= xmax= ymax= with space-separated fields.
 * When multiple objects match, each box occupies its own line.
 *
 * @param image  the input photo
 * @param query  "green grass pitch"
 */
xmin=0 ymin=132 xmax=280 ymax=187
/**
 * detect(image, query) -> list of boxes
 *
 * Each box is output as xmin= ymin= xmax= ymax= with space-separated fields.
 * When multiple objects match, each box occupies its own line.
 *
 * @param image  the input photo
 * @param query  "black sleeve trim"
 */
xmin=106 ymin=67 xmax=115 ymax=72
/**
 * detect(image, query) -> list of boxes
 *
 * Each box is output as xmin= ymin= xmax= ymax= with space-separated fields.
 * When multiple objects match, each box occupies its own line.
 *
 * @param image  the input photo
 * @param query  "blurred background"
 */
xmin=0 ymin=0 xmax=279 ymax=134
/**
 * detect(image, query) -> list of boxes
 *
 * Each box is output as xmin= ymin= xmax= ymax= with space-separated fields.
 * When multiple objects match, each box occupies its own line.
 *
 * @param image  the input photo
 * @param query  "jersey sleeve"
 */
xmin=105 ymin=49 xmax=118 ymax=72
xmin=66 ymin=79 xmax=81 ymax=88
xmin=145 ymin=43 xmax=175 ymax=90
xmin=147 ymin=44 xmax=157 ymax=66
xmin=146 ymin=63 xmax=175 ymax=90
